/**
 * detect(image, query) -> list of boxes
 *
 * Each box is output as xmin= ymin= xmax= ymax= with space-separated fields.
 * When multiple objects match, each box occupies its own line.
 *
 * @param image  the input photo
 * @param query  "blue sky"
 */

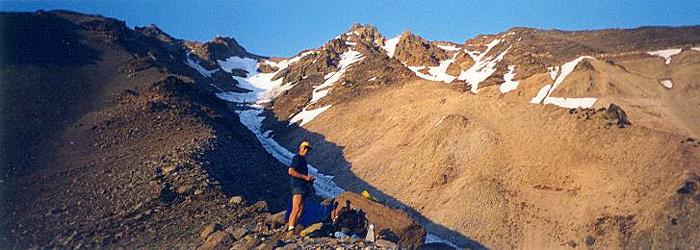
xmin=2 ymin=0 xmax=699 ymax=57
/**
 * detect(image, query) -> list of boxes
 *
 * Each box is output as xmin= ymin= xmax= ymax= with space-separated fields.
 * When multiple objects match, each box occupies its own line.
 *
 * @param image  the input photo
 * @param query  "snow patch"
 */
xmin=499 ymin=65 xmax=519 ymax=93
xmin=456 ymin=39 xmax=510 ymax=92
xmin=530 ymin=56 xmax=598 ymax=108
xmin=530 ymin=85 xmax=552 ymax=104
xmin=692 ymin=47 xmax=700 ymax=52
xmin=407 ymin=50 xmax=459 ymax=83
xmin=547 ymin=56 xmax=594 ymax=97
xmin=368 ymin=77 xmax=377 ymax=81
xmin=289 ymin=105 xmax=333 ymax=126
xmin=542 ymin=97 xmax=598 ymax=109
xmin=310 ymin=50 xmax=364 ymax=103
xmin=184 ymin=52 xmax=219 ymax=77
xmin=660 ymin=79 xmax=673 ymax=89
xmin=437 ymin=44 xmax=461 ymax=51
xmin=548 ymin=66 xmax=560 ymax=80
xmin=647 ymin=48 xmax=682 ymax=65
xmin=217 ymin=56 xmax=257 ymax=75
xmin=382 ymin=35 xmax=401 ymax=58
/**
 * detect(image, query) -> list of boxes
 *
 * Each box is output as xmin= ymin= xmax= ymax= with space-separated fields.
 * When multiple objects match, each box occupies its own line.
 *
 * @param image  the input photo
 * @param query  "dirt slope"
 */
xmin=278 ymin=78 xmax=700 ymax=248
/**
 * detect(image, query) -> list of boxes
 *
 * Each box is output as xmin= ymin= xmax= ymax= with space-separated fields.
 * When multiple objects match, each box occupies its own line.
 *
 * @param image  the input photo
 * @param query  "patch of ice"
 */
xmin=542 ymin=97 xmax=598 ymax=109
xmin=382 ymin=35 xmax=402 ymax=58
xmin=184 ymin=52 xmax=219 ymax=77
xmin=548 ymin=66 xmax=560 ymax=80
xmin=499 ymin=65 xmax=519 ymax=93
xmin=647 ymin=48 xmax=682 ymax=65
xmin=437 ymin=44 xmax=461 ymax=51
xmin=310 ymin=50 xmax=364 ymax=104
xmin=660 ymin=79 xmax=673 ymax=89
xmin=289 ymin=105 xmax=333 ymax=126
xmin=530 ymin=85 xmax=552 ymax=104
xmin=456 ymin=39 xmax=510 ymax=92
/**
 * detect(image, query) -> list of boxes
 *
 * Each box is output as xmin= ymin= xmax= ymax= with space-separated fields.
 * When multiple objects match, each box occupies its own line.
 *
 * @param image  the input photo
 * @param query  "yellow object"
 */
xmin=362 ymin=190 xmax=381 ymax=202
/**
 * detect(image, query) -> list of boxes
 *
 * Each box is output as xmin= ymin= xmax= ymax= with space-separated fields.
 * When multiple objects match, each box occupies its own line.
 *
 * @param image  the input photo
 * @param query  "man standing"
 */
xmin=287 ymin=141 xmax=315 ymax=232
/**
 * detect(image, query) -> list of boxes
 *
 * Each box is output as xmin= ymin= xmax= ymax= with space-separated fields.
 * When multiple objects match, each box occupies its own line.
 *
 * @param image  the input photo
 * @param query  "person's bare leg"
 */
xmin=295 ymin=196 xmax=305 ymax=226
xmin=288 ymin=194 xmax=303 ymax=229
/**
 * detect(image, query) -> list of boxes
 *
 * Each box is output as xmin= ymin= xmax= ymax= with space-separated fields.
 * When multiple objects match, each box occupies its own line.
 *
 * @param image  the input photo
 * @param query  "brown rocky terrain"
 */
xmin=0 ymin=10 xmax=402 ymax=249
xmin=3 ymin=9 xmax=700 ymax=250
xmin=258 ymin=24 xmax=700 ymax=249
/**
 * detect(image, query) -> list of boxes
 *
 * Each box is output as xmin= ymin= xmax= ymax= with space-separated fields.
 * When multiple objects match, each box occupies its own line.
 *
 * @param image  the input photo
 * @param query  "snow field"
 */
xmin=647 ymin=48 xmax=682 ymax=65
xmin=499 ymin=65 xmax=519 ymax=93
xmin=531 ymin=56 xmax=597 ymax=108
xmin=456 ymin=39 xmax=511 ymax=93
xmin=381 ymin=35 xmax=402 ymax=58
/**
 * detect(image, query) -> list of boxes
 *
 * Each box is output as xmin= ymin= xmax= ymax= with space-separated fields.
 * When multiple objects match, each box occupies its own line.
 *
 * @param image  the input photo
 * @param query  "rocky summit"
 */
xmin=2 ymin=9 xmax=700 ymax=249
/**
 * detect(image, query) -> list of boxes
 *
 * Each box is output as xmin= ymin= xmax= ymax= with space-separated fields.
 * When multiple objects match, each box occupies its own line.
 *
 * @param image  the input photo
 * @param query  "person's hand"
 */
xmin=306 ymin=175 xmax=316 ymax=182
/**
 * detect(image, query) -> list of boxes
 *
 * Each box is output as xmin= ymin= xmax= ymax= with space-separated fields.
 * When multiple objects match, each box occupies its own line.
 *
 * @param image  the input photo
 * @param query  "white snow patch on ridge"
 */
xmin=499 ymin=65 xmax=519 ymax=93
xmin=660 ymin=79 xmax=673 ymax=89
xmin=543 ymin=97 xmax=598 ymax=109
xmin=184 ymin=52 xmax=219 ymax=77
xmin=217 ymin=56 xmax=257 ymax=75
xmin=456 ymin=39 xmax=510 ymax=93
xmin=692 ymin=47 xmax=700 ymax=52
xmin=530 ymin=85 xmax=552 ymax=104
xmin=530 ymin=56 xmax=598 ymax=108
xmin=407 ymin=51 xmax=459 ymax=83
xmin=382 ymin=35 xmax=401 ymax=58
xmin=437 ymin=44 xmax=461 ymax=51
xmin=647 ymin=48 xmax=682 ymax=65
xmin=310 ymin=50 xmax=364 ymax=104
xmin=289 ymin=105 xmax=333 ymax=126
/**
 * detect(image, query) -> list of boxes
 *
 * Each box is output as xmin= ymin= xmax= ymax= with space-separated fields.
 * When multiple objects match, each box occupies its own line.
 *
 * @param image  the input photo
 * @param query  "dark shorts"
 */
xmin=291 ymin=184 xmax=310 ymax=196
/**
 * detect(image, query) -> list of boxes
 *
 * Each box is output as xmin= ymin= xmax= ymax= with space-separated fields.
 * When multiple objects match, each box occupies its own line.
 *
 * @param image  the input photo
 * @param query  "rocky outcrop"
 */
xmin=393 ymin=31 xmax=449 ymax=66
xmin=334 ymin=192 xmax=427 ymax=249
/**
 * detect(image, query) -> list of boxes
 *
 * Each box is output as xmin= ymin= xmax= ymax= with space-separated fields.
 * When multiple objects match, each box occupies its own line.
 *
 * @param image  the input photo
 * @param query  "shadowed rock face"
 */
xmin=0 ymin=10 xmax=288 ymax=249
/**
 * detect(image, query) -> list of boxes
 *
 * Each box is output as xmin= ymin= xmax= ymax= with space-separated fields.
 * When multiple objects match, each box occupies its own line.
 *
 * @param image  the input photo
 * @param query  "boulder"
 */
xmin=231 ymin=234 xmax=261 ymax=249
xmin=200 ymin=223 xmax=222 ymax=241
xmin=603 ymin=103 xmax=631 ymax=127
xmin=229 ymin=196 xmax=244 ymax=205
xmin=333 ymin=192 xmax=427 ymax=249
xmin=226 ymin=227 xmax=248 ymax=240
xmin=198 ymin=231 xmax=234 ymax=250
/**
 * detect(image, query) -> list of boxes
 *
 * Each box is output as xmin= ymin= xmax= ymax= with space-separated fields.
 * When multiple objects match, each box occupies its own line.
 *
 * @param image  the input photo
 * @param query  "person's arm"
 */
xmin=288 ymin=167 xmax=313 ymax=182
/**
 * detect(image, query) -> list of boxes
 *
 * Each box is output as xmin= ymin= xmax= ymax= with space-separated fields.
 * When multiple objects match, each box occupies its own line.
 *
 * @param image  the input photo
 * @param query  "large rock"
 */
xmin=333 ymin=192 xmax=427 ymax=249
xmin=200 ymin=223 xmax=222 ymax=241
xmin=198 ymin=231 xmax=234 ymax=250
